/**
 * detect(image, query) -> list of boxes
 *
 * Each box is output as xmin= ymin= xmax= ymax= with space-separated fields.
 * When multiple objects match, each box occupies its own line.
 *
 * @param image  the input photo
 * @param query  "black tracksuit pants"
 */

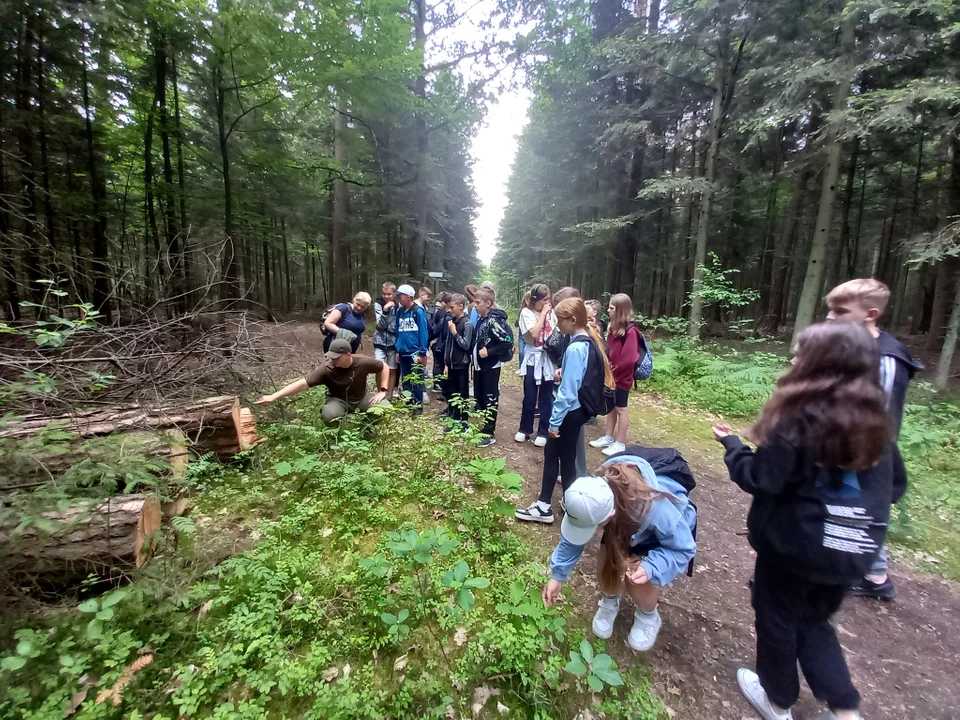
xmin=752 ymin=555 xmax=860 ymax=712
xmin=446 ymin=366 xmax=470 ymax=424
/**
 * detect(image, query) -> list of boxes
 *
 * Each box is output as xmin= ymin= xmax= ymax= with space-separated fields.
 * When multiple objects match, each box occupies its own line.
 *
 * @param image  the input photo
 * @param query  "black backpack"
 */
xmin=570 ymin=336 xmax=616 ymax=417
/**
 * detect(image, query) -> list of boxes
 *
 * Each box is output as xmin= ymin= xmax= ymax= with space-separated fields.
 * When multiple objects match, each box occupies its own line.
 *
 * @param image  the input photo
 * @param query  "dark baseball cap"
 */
xmin=326 ymin=339 xmax=352 ymax=359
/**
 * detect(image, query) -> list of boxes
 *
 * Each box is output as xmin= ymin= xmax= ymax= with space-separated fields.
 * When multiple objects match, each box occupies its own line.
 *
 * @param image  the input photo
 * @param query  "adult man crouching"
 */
xmin=255 ymin=339 xmax=390 ymax=423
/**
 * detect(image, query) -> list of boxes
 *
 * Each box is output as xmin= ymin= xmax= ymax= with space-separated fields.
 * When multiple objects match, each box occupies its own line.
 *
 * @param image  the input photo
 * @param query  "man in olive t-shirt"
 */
xmin=255 ymin=339 xmax=390 ymax=423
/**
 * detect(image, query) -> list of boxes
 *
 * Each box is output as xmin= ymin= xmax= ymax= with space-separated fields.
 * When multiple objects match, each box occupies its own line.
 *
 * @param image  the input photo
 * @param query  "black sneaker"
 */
xmin=476 ymin=436 xmax=496 ymax=448
xmin=847 ymin=577 xmax=896 ymax=600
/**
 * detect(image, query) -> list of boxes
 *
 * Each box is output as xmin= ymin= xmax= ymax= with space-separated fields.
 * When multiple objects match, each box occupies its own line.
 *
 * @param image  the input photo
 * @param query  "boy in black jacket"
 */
xmin=714 ymin=322 xmax=905 ymax=720
xmin=443 ymin=293 xmax=474 ymax=431
xmin=826 ymin=278 xmax=922 ymax=600
xmin=472 ymin=288 xmax=514 ymax=447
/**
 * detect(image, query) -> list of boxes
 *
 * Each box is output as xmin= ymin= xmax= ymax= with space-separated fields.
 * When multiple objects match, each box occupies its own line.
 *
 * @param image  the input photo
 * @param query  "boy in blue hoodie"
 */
xmin=394 ymin=284 xmax=430 ymax=412
xmin=542 ymin=455 xmax=697 ymax=653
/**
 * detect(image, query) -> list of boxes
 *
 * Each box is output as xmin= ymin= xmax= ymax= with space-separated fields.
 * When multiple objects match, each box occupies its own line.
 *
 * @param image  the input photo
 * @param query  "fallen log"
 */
xmin=0 ymin=493 xmax=162 ymax=580
xmin=1 ymin=430 xmax=188 ymax=491
xmin=0 ymin=396 xmax=259 ymax=459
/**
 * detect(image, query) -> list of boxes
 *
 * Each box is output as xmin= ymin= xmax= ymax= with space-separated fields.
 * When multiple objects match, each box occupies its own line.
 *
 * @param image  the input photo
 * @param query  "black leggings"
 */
xmin=538 ymin=408 xmax=590 ymax=505
xmin=752 ymin=555 xmax=859 ymax=711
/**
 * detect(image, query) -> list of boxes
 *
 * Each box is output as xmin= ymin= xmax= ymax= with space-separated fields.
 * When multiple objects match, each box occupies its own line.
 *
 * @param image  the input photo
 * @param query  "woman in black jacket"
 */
xmin=713 ymin=321 xmax=905 ymax=720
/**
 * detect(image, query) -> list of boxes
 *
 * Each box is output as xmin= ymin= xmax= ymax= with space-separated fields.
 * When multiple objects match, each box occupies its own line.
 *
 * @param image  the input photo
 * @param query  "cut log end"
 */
xmin=135 ymin=496 xmax=162 ymax=568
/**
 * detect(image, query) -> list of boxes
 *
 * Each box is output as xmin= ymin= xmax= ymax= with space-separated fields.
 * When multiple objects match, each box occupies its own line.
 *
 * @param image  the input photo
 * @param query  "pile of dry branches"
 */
xmin=0 ymin=309 xmax=292 ymax=414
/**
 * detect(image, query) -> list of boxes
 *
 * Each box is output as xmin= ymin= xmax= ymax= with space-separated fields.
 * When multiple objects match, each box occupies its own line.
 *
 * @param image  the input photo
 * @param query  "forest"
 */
xmin=2 ymin=0 xmax=960 ymax=719
xmin=493 ymin=0 xmax=960 ymax=386
xmin=0 ymin=0 xmax=504 ymax=321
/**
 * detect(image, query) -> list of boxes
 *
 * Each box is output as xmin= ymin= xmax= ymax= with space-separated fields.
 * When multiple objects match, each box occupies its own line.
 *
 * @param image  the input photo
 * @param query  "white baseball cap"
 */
xmin=560 ymin=476 xmax=615 ymax=546
xmin=396 ymin=284 xmax=416 ymax=298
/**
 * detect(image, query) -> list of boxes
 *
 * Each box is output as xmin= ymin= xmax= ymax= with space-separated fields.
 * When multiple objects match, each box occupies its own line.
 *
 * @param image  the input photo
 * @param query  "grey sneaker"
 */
xmin=736 ymin=668 xmax=793 ymax=720
xmin=592 ymin=596 xmax=620 ymax=639
xmin=627 ymin=608 xmax=662 ymax=652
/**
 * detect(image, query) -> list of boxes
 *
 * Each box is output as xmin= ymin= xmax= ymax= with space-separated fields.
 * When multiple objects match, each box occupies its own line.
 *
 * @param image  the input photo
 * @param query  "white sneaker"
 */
xmin=627 ymin=608 xmax=662 ymax=652
xmin=533 ymin=436 xmax=547 ymax=448
xmin=422 ymin=390 xmax=431 ymax=405
xmin=514 ymin=432 xmax=528 ymax=443
xmin=592 ymin=596 xmax=620 ymax=639
xmin=737 ymin=668 xmax=793 ymax=720
xmin=589 ymin=435 xmax=614 ymax=448
xmin=602 ymin=441 xmax=626 ymax=457
xmin=515 ymin=502 xmax=554 ymax=524
xmin=812 ymin=713 xmax=861 ymax=720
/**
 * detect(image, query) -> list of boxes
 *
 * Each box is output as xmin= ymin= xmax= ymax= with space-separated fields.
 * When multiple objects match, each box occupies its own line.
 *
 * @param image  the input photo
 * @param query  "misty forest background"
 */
xmin=2 ymin=0 xmax=960 ymax=383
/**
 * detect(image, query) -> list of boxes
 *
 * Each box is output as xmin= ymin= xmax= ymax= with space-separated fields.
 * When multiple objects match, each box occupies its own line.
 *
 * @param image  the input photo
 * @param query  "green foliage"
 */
xmin=1 ymin=394 xmax=663 ymax=718
xmin=564 ymin=639 xmax=624 ymax=692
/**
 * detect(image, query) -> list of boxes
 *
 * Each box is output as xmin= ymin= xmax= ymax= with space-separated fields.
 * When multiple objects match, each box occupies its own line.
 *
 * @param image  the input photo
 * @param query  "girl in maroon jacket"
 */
xmin=590 ymin=293 xmax=640 ymax=457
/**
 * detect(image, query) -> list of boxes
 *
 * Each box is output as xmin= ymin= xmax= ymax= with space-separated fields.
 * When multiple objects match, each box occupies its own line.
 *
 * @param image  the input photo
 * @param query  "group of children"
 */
xmin=310 ymin=274 xmax=919 ymax=720
xmin=372 ymin=280 xmax=515 ymax=444
xmin=531 ymin=278 xmax=918 ymax=720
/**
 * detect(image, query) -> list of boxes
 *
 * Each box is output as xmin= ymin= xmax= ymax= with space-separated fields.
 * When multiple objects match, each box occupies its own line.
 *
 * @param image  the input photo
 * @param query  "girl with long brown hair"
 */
xmin=713 ymin=322 xmax=905 ymax=720
xmin=516 ymin=298 xmax=616 ymax=524
xmin=591 ymin=293 xmax=641 ymax=456
xmin=541 ymin=455 xmax=696 ymax=653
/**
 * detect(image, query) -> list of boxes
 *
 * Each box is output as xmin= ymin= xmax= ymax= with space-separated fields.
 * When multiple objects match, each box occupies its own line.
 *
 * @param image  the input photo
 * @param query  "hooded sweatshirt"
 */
xmin=607 ymin=325 xmax=641 ymax=391
xmin=549 ymin=456 xmax=697 ymax=587
xmin=395 ymin=302 xmax=429 ymax=357
xmin=876 ymin=330 xmax=922 ymax=439
xmin=473 ymin=308 xmax=513 ymax=372
xmin=721 ymin=432 xmax=906 ymax=585
xmin=373 ymin=297 xmax=397 ymax=350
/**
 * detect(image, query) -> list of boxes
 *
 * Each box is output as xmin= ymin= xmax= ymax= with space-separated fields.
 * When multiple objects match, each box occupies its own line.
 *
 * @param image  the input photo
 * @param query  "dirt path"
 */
xmin=484 ymin=372 xmax=960 ymax=720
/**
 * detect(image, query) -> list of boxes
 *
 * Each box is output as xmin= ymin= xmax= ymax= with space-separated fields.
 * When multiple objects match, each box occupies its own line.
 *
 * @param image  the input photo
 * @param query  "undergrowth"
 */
xmin=0 ymin=393 xmax=665 ymax=719
xmin=642 ymin=338 xmax=960 ymax=579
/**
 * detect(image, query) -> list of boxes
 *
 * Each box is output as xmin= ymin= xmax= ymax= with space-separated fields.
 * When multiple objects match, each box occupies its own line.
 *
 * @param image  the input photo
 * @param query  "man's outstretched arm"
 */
xmin=255 ymin=378 xmax=309 ymax=405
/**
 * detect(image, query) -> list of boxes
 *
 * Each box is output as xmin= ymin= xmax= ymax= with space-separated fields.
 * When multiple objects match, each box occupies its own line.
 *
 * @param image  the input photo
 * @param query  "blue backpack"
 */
xmin=633 ymin=328 xmax=653 ymax=383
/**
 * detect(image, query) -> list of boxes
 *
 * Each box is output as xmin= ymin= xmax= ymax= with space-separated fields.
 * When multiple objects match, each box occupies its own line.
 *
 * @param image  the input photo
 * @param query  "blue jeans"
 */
xmin=398 ymin=354 xmax=425 ymax=406
xmin=519 ymin=372 xmax=554 ymax=438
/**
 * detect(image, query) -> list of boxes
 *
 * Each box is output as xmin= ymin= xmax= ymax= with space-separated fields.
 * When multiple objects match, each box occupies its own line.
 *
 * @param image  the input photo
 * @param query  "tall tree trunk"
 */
xmin=36 ymin=30 xmax=56 ymax=262
xmin=837 ymin=137 xmax=860 ymax=280
xmin=0 ymin=103 xmax=19 ymax=320
xmin=214 ymin=54 xmax=240 ymax=303
xmin=791 ymin=16 xmax=855 ymax=347
xmin=688 ymin=46 xmax=728 ymax=340
xmin=936 ymin=279 xmax=960 ymax=390
xmin=408 ymin=0 xmax=429 ymax=280
xmin=144 ymin=38 xmax=163 ymax=300
xmin=171 ymin=54 xmax=190 ymax=299
xmin=156 ymin=33 xmax=181 ymax=307
xmin=81 ymin=38 xmax=110 ymax=317
xmin=331 ymin=103 xmax=350 ymax=301
xmin=929 ymin=133 xmax=960 ymax=352
xmin=16 ymin=16 xmax=42 ymax=310
xmin=281 ymin=216 xmax=292 ymax=311
xmin=763 ymin=166 xmax=813 ymax=335
xmin=261 ymin=239 xmax=272 ymax=308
